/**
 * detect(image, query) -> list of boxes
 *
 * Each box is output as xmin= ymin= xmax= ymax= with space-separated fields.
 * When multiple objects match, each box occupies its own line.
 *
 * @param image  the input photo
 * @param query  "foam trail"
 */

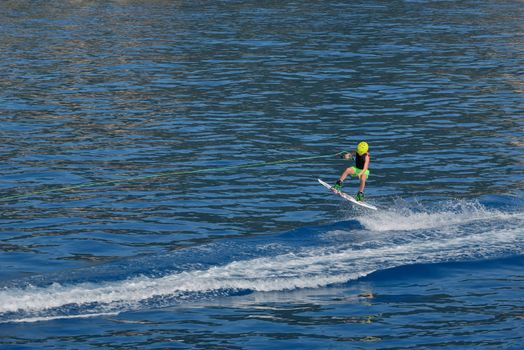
xmin=1 ymin=202 xmax=522 ymax=323
xmin=4 ymin=312 xmax=120 ymax=324
xmin=356 ymin=200 xmax=516 ymax=232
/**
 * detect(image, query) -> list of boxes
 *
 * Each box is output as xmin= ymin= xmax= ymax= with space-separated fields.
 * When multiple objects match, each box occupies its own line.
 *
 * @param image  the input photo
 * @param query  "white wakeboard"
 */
xmin=318 ymin=179 xmax=378 ymax=210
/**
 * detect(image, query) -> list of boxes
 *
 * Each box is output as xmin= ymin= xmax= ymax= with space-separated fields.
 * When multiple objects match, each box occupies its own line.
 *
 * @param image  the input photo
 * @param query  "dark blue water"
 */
xmin=1 ymin=0 xmax=523 ymax=348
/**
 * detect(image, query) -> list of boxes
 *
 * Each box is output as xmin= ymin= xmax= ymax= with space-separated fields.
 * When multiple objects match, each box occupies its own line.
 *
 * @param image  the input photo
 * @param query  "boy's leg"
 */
xmin=340 ymin=167 xmax=356 ymax=182
xmin=356 ymin=169 xmax=370 ymax=200
xmin=358 ymin=175 xmax=366 ymax=193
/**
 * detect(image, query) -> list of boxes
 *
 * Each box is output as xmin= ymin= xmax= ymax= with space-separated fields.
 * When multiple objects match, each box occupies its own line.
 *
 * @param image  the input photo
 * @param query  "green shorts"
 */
xmin=349 ymin=167 xmax=370 ymax=180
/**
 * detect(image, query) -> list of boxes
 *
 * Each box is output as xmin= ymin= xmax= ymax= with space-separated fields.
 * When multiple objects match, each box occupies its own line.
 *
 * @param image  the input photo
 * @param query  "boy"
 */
xmin=332 ymin=141 xmax=370 ymax=201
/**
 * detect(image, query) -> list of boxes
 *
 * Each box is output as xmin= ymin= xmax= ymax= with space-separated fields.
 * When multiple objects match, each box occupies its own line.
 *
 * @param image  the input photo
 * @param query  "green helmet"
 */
xmin=356 ymin=141 xmax=368 ymax=155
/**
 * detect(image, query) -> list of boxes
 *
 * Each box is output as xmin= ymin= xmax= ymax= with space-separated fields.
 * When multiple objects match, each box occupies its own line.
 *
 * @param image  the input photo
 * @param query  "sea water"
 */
xmin=0 ymin=0 xmax=523 ymax=348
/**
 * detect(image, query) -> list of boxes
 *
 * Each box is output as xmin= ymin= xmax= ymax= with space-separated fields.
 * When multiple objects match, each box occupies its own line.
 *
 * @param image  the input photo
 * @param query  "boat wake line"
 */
xmin=1 ymin=199 xmax=522 ymax=323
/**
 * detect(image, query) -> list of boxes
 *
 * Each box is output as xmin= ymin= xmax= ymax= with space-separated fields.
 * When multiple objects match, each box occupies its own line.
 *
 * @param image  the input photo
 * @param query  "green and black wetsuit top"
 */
xmin=355 ymin=152 xmax=369 ymax=170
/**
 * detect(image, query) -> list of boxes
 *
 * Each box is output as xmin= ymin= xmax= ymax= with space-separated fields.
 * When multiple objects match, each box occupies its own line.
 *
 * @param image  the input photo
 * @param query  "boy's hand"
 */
xmin=339 ymin=152 xmax=352 ymax=160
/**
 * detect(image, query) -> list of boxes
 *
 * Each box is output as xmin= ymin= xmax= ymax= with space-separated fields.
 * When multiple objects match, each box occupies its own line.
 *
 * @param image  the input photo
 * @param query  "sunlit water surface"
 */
xmin=0 ymin=0 xmax=523 ymax=349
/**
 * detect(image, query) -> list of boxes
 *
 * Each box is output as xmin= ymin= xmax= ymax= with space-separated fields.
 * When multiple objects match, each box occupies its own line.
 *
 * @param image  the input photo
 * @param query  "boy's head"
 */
xmin=356 ymin=141 xmax=368 ymax=155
